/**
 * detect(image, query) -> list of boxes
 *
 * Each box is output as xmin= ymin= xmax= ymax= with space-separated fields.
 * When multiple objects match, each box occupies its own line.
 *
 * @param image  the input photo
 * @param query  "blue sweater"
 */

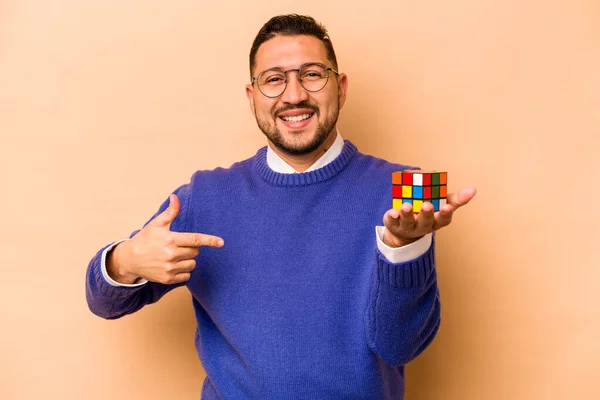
xmin=86 ymin=140 xmax=441 ymax=399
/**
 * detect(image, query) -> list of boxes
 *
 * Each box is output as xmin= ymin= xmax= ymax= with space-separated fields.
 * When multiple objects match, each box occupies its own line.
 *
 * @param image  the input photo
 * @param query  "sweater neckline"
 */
xmin=254 ymin=140 xmax=358 ymax=187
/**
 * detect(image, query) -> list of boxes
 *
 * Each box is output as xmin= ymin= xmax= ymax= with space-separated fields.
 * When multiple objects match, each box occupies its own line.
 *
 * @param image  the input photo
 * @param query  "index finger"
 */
xmin=173 ymin=232 xmax=224 ymax=248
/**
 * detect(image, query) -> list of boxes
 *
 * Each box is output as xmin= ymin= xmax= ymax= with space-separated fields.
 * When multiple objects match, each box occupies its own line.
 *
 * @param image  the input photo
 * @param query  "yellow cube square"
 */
xmin=413 ymin=200 xmax=423 ymax=212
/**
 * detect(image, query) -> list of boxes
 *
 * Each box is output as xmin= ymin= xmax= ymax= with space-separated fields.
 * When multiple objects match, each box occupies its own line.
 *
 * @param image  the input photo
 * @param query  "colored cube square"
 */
xmin=423 ymin=173 xmax=431 ymax=185
xmin=431 ymin=199 xmax=439 ymax=210
xmin=423 ymin=186 xmax=432 ymax=199
xmin=402 ymin=186 xmax=412 ymax=198
xmin=402 ymin=173 xmax=412 ymax=185
xmin=413 ymin=173 xmax=423 ymax=186
xmin=392 ymin=172 xmax=402 ymax=185
xmin=392 ymin=198 xmax=403 ymax=209
xmin=392 ymin=185 xmax=402 ymax=198
xmin=440 ymin=185 xmax=447 ymax=198
xmin=413 ymin=186 xmax=423 ymax=199
xmin=432 ymin=173 xmax=440 ymax=185
xmin=440 ymin=198 xmax=447 ymax=208
xmin=412 ymin=200 xmax=423 ymax=212
xmin=432 ymin=186 xmax=439 ymax=198
xmin=439 ymin=172 xmax=447 ymax=184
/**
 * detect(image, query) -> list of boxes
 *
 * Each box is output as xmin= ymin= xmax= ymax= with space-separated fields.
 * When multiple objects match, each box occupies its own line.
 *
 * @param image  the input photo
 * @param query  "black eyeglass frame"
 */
xmin=251 ymin=62 xmax=339 ymax=98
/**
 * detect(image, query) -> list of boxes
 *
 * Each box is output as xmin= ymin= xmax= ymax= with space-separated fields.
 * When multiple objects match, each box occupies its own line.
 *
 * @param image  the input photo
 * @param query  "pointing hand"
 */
xmin=107 ymin=194 xmax=224 ymax=284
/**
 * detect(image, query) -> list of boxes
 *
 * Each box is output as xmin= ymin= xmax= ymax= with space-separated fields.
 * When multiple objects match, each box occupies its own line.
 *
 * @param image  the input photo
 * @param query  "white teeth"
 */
xmin=281 ymin=113 xmax=312 ymax=122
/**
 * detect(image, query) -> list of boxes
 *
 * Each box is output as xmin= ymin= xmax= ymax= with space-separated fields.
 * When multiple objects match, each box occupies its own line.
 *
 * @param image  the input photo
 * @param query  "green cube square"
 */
xmin=432 ymin=173 xmax=440 ymax=185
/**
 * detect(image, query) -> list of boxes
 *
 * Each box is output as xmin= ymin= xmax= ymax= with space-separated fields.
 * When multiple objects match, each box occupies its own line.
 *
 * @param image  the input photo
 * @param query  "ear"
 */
xmin=246 ymin=83 xmax=256 ymax=115
xmin=336 ymin=73 xmax=348 ymax=110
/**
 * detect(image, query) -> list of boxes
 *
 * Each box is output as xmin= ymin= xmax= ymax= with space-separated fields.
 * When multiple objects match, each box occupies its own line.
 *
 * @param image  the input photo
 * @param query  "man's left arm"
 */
xmin=365 ymin=187 xmax=476 ymax=366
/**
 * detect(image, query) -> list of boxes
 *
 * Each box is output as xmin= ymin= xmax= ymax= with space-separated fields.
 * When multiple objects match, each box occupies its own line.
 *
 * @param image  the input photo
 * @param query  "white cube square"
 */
xmin=413 ymin=173 xmax=423 ymax=186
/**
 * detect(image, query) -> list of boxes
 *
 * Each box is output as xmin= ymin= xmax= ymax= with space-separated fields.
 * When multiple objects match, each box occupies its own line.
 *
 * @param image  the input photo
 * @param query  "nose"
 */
xmin=280 ymin=71 xmax=309 ymax=104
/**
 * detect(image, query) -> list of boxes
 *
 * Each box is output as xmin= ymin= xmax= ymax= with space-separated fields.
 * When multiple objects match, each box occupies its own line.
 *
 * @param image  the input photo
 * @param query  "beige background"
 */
xmin=1 ymin=0 xmax=599 ymax=399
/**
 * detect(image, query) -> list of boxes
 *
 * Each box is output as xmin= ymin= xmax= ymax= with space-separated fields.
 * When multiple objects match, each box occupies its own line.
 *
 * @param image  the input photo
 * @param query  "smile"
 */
xmin=280 ymin=113 xmax=313 ymax=122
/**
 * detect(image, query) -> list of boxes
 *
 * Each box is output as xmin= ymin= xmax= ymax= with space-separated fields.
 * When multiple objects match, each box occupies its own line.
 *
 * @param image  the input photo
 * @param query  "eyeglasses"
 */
xmin=252 ymin=62 xmax=339 ymax=98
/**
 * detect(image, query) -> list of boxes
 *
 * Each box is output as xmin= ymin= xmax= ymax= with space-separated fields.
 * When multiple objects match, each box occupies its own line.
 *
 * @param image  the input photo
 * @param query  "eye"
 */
xmin=301 ymin=67 xmax=327 ymax=80
xmin=261 ymin=74 xmax=286 ymax=85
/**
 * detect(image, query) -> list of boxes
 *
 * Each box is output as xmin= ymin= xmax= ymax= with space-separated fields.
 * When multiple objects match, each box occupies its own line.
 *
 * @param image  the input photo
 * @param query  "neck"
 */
xmin=268 ymin=129 xmax=337 ymax=172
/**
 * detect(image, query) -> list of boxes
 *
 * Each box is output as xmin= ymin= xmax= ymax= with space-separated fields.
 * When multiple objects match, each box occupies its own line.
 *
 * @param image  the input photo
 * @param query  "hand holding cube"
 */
xmin=382 ymin=170 xmax=477 ymax=248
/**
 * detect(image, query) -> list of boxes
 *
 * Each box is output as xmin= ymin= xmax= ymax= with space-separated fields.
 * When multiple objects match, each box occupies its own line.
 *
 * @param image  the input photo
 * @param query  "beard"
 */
xmin=256 ymin=100 xmax=339 ymax=156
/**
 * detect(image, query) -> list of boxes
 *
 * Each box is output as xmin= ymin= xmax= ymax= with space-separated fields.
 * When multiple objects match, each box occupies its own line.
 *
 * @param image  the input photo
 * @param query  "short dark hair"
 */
xmin=249 ymin=14 xmax=339 ymax=79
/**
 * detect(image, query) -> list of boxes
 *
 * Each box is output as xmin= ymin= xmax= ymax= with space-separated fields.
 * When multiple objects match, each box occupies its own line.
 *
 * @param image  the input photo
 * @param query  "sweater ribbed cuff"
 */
xmin=98 ymin=274 xmax=146 ymax=297
xmin=376 ymin=244 xmax=435 ymax=288
xmin=92 ymin=251 xmax=146 ymax=298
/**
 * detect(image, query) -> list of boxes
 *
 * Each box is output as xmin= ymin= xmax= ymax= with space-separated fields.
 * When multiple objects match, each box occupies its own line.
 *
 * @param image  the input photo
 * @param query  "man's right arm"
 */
xmin=85 ymin=240 xmax=180 ymax=319
xmin=85 ymin=193 xmax=224 ymax=320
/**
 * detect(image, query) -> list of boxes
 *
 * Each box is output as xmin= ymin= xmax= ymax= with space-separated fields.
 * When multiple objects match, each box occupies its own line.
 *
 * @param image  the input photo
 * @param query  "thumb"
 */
xmin=150 ymin=194 xmax=180 ymax=228
xmin=446 ymin=187 xmax=477 ymax=209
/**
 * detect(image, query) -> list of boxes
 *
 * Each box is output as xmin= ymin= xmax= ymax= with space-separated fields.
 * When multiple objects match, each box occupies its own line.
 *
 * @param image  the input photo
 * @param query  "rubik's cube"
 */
xmin=392 ymin=170 xmax=448 ymax=212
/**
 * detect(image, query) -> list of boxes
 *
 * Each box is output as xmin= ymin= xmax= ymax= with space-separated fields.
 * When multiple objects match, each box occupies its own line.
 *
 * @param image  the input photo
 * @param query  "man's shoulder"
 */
xmin=351 ymin=144 xmax=418 ymax=175
xmin=188 ymin=147 xmax=264 ymax=183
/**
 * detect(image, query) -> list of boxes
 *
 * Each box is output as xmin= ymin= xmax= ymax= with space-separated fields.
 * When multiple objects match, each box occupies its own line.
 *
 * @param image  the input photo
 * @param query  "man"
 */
xmin=86 ymin=14 xmax=476 ymax=399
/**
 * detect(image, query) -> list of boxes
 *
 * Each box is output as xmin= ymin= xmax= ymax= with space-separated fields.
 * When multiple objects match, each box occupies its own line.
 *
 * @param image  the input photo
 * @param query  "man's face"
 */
xmin=246 ymin=35 xmax=348 ymax=156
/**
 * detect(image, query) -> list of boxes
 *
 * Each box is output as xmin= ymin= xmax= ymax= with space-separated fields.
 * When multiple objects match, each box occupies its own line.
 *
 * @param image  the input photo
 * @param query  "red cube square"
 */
xmin=423 ymin=173 xmax=431 ymax=185
xmin=423 ymin=186 xmax=432 ymax=199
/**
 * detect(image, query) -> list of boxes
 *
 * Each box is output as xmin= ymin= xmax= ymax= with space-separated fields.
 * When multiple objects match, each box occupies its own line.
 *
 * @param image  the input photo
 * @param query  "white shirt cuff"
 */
xmin=375 ymin=226 xmax=432 ymax=263
xmin=101 ymin=239 xmax=148 ymax=287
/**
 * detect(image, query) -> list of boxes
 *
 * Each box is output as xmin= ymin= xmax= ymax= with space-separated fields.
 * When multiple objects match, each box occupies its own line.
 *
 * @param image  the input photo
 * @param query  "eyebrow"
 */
xmin=258 ymin=62 xmax=325 ymax=74
xmin=261 ymin=66 xmax=286 ymax=72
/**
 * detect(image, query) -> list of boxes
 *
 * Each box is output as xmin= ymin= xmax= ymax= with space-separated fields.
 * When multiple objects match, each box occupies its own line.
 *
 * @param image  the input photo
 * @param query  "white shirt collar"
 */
xmin=266 ymin=130 xmax=344 ymax=173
